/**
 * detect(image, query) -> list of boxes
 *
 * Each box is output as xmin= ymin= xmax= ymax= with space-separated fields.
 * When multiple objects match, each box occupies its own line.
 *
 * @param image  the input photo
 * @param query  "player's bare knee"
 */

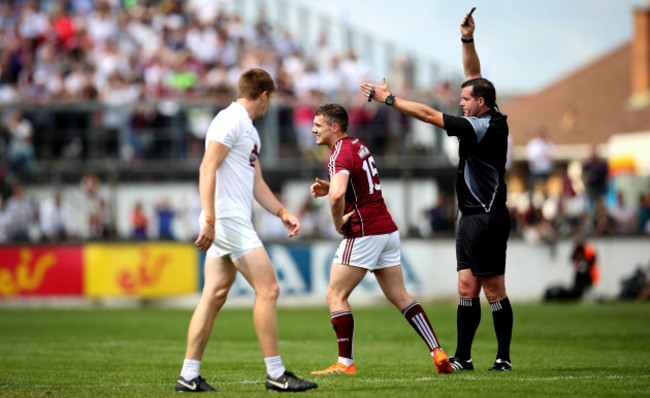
xmin=386 ymin=292 xmax=412 ymax=309
xmin=211 ymin=287 xmax=230 ymax=307
xmin=325 ymin=288 xmax=348 ymax=307
xmin=256 ymin=282 xmax=280 ymax=302
xmin=324 ymin=289 xmax=338 ymax=305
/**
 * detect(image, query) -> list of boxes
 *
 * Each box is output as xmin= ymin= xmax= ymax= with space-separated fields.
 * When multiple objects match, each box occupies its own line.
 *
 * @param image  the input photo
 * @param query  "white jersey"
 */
xmin=205 ymin=101 xmax=261 ymax=220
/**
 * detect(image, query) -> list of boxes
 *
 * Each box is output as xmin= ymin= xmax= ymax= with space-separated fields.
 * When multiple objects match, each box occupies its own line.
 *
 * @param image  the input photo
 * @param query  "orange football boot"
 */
xmin=433 ymin=348 xmax=453 ymax=374
xmin=311 ymin=362 xmax=357 ymax=375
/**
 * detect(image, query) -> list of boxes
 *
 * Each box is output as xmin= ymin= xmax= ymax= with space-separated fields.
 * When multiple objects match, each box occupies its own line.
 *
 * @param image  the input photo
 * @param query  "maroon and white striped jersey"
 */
xmin=328 ymin=137 xmax=397 ymax=238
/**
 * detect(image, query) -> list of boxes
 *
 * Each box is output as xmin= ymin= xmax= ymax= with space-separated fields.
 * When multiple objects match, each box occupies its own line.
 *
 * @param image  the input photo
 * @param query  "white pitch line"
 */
xmin=3 ymin=374 xmax=647 ymax=390
xmin=307 ymin=374 xmax=650 ymax=384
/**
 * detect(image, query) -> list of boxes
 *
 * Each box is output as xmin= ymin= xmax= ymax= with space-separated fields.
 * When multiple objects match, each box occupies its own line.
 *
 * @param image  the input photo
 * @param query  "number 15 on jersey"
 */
xmin=362 ymin=156 xmax=381 ymax=195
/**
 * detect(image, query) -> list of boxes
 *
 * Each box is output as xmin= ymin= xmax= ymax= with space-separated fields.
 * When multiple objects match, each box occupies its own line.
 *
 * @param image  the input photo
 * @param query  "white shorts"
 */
xmin=333 ymin=231 xmax=401 ymax=270
xmin=205 ymin=217 xmax=263 ymax=261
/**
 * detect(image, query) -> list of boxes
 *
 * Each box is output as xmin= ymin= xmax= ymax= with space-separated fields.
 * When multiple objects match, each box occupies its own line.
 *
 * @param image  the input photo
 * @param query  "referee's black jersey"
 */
xmin=442 ymin=107 xmax=509 ymax=215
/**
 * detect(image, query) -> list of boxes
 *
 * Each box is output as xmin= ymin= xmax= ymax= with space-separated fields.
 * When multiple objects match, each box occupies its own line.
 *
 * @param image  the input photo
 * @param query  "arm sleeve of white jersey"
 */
xmin=206 ymin=115 xmax=237 ymax=148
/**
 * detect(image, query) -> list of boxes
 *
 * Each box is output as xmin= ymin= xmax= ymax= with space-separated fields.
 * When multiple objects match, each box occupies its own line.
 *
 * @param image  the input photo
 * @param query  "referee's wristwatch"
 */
xmin=385 ymin=94 xmax=395 ymax=106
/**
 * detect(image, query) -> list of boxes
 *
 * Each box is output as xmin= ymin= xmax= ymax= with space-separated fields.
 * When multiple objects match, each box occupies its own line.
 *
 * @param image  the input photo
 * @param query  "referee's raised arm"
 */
xmin=460 ymin=11 xmax=482 ymax=80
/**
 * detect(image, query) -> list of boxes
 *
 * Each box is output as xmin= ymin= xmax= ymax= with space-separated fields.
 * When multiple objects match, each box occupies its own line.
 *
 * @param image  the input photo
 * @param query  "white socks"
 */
xmin=264 ymin=355 xmax=286 ymax=379
xmin=338 ymin=356 xmax=353 ymax=367
xmin=183 ymin=356 xmax=287 ymax=380
xmin=180 ymin=358 xmax=201 ymax=381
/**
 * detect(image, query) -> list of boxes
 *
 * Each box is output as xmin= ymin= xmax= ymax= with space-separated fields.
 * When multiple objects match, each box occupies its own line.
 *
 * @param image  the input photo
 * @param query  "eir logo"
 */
xmin=249 ymin=144 xmax=259 ymax=167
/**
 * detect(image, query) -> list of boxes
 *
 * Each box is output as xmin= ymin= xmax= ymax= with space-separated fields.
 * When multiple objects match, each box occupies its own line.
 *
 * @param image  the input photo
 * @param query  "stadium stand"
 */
xmin=0 ymin=0 xmax=648 ymax=244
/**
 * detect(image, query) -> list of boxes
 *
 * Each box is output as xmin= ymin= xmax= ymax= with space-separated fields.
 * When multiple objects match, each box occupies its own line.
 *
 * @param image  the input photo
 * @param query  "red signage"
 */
xmin=0 ymin=246 xmax=84 ymax=296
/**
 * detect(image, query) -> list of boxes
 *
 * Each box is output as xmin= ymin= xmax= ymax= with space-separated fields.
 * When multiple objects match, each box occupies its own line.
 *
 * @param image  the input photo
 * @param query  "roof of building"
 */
xmin=501 ymin=42 xmax=650 ymax=158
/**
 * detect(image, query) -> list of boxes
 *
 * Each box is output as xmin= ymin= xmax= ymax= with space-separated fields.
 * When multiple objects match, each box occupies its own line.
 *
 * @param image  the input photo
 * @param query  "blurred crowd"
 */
xmin=0 ymin=0 xmax=457 ymax=179
xmin=417 ymin=133 xmax=650 ymax=243
xmin=0 ymin=171 xmax=207 ymax=243
xmin=3 ymin=160 xmax=647 ymax=244
xmin=0 ymin=172 xmax=338 ymax=243
xmin=0 ymin=0 xmax=648 ymax=245
xmin=504 ymin=137 xmax=650 ymax=253
xmin=0 ymin=0 xmax=372 ymax=103
xmin=0 ymin=0 xmax=461 ymax=244
xmin=0 ymin=173 xmax=116 ymax=243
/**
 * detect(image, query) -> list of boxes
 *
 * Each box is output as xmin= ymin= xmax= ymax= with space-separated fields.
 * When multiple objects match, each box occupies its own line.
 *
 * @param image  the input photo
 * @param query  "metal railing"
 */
xmin=2 ymin=100 xmax=458 ymax=187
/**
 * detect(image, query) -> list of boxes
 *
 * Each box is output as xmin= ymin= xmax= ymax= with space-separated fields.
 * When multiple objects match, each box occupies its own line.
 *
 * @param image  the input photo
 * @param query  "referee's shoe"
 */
xmin=488 ymin=359 xmax=512 ymax=371
xmin=265 ymin=370 xmax=318 ymax=392
xmin=449 ymin=357 xmax=474 ymax=371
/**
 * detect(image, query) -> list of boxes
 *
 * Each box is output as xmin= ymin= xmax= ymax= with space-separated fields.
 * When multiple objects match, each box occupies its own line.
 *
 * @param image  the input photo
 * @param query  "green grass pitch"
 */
xmin=1 ymin=301 xmax=649 ymax=397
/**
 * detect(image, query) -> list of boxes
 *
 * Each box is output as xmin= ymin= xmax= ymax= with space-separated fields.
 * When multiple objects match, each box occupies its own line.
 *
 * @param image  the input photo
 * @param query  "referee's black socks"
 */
xmin=490 ymin=297 xmax=513 ymax=361
xmin=455 ymin=297 xmax=481 ymax=360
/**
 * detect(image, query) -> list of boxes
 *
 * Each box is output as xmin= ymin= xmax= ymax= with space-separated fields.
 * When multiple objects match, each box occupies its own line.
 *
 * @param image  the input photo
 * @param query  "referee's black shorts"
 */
xmin=456 ymin=209 xmax=511 ymax=276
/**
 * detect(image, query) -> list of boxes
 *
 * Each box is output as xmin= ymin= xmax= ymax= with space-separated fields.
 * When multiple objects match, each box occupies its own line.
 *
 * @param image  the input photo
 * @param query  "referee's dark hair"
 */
xmin=462 ymin=78 xmax=496 ymax=109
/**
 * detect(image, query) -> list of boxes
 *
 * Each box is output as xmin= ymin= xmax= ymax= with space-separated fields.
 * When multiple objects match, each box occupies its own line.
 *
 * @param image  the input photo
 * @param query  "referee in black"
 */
xmin=361 ymin=10 xmax=513 ymax=372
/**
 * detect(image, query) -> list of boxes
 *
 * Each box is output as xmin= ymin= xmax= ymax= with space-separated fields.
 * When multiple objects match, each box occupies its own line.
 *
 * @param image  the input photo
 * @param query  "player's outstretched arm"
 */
xmin=360 ymin=78 xmax=445 ymax=128
xmin=461 ymin=12 xmax=481 ymax=80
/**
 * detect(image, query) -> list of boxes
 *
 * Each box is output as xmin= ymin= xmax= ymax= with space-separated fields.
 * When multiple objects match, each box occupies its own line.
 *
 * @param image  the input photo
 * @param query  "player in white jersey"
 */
xmin=175 ymin=69 xmax=317 ymax=393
